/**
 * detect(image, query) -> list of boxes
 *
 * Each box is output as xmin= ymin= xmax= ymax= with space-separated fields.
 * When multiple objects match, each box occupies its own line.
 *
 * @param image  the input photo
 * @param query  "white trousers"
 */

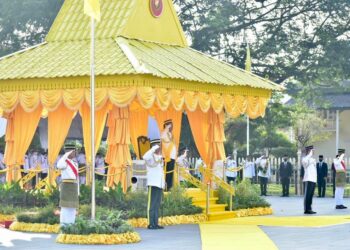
xmin=335 ymin=187 xmax=345 ymax=206
xmin=60 ymin=207 xmax=76 ymax=225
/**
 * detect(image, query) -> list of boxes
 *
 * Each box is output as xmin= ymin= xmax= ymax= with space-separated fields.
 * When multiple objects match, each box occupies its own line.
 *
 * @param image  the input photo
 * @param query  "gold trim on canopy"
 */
xmin=0 ymin=87 xmax=269 ymax=119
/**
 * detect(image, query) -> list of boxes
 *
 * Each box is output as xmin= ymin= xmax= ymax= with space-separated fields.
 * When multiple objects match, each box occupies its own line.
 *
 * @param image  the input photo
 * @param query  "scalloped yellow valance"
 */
xmin=0 ymin=87 xmax=269 ymax=119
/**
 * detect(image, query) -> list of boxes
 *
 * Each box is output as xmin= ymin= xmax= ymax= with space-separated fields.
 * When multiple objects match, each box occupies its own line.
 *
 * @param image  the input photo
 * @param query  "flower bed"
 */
xmin=9 ymin=222 xmax=60 ymax=233
xmin=232 ymin=207 xmax=273 ymax=217
xmin=0 ymin=214 xmax=15 ymax=223
xmin=56 ymin=232 xmax=141 ymax=245
xmin=128 ymin=213 xmax=207 ymax=228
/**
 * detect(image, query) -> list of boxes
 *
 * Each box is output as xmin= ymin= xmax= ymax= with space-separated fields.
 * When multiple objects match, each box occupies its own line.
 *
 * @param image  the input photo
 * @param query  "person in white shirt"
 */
xmin=225 ymin=155 xmax=237 ymax=184
xmin=302 ymin=145 xmax=317 ymax=214
xmin=176 ymin=148 xmax=190 ymax=182
xmin=143 ymin=139 xmax=165 ymax=230
xmin=243 ymin=156 xmax=255 ymax=182
xmin=77 ymin=147 xmax=86 ymax=185
xmin=55 ymin=151 xmax=64 ymax=185
xmin=40 ymin=149 xmax=49 ymax=180
xmin=333 ymin=149 xmax=347 ymax=209
xmin=95 ymin=153 xmax=105 ymax=181
xmin=57 ymin=145 xmax=79 ymax=225
xmin=256 ymin=155 xmax=271 ymax=196
xmin=29 ymin=149 xmax=41 ymax=188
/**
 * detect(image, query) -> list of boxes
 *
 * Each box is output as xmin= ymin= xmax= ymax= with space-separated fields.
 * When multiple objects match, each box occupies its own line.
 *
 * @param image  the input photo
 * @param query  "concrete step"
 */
xmin=207 ymin=211 xmax=237 ymax=221
xmin=197 ymin=203 xmax=227 ymax=213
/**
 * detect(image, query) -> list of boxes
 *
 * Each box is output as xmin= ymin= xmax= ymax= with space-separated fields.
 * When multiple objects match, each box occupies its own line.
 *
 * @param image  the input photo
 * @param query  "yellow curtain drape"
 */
xmin=206 ymin=109 xmax=226 ymax=168
xmin=187 ymin=109 xmax=210 ymax=166
xmin=105 ymin=106 xmax=132 ymax=192
xmin=3 ymin=113 xmax=16 ymax=182
xmin=4 ymin=105 xmax=43 ymax=183
xmin=79 ymin=101 xmax=110 ymax=185
xmin=129 ymin=109 xmax=149 ymax=159
xmin=154 ymin=107 xmax=182 ymax=151
xmin=48 ymin=103 xmax=75 ymax=185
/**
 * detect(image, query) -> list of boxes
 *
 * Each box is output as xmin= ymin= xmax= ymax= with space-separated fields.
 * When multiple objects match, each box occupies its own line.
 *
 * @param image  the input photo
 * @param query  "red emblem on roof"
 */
xmin=150 ymin=0 xmax=163 ymax=18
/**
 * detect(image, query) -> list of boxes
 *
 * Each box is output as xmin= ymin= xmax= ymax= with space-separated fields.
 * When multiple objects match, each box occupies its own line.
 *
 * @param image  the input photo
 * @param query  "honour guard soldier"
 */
xmin=333 ymin=149 xmax=347 ymax=209
xmin=161 ymin=119 xmax=177 ymax=190
xmin=279 ymin=155 xmax=293 ymax=197
xmin=256 ymin=155 xmax=271 ymax=196
xmin=77 ymin=147 xmax=86 ymax=185
xmin=302 ymin=145 xmax=317 ymax=214
xmin=316 ymin=155 xmax=328 ymax=197
xmin=57 ymin=144 xmax=79 ymax=225
xmin=143 ymin=139 xmax=165 ymax=230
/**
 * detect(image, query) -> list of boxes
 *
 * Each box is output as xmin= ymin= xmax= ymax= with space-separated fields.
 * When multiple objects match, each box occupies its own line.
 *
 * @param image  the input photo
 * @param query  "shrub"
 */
xmin=163 ymin=186 xmax=202 ymax=216
xmin=218 ymin=179 xmax=270 ymax=210
xmin=60 ymin=210 xmax=134 ymax=235
xmin=16 ymin=205 xmax=59 ymax=225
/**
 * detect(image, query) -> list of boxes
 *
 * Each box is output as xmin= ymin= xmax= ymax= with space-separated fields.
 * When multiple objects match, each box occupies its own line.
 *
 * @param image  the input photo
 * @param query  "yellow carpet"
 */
xmin=200 ymin=215 xmax=350 ymax=249
xmin=200 ymin=224 xmax=278 ymax=250
xmin=204 ymin=215 xmax=350 ymax=227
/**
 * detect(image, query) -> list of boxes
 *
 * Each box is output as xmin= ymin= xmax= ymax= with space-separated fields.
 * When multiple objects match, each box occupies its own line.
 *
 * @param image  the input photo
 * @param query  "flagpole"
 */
xmin=90 ymin=16 xmax=96 ymax=221
xmin=246 ymin=115 xmax=250 ymax=156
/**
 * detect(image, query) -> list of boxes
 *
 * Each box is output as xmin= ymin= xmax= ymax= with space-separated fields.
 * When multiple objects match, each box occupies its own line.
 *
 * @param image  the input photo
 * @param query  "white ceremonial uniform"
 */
xmin=176 ymin=153 xmax=190 ymax=181
xmin=256 ymin=157 xmax=271 ymax=178
xmin=333 ymin=155 xmax=346 ymax=206
xmin=302 ymin=154 xmax=317 ymax=183
xmin=23 ymin=154 xmax=30 ymax=173
xmin=243 ymin=161 xmax=255 ymax=179
xmin=226 ymin=159 xmax=238 ymax=178
xmin=95 ymin=156 xmax=105 ymax=175
xmin=302 ymin=152 xmax=317 ymax=212
xmin=0 ymin=153 xmax=5 ymax=184
xmin=57 ymin=152 xmax=79 ymax=225
xmin=77 ymin=153 xmax=86 ymax=184
xmin=143 ymin=145 xmax=165 ymax=189
xmin=41 ymin=154 xmax=49 ymax=174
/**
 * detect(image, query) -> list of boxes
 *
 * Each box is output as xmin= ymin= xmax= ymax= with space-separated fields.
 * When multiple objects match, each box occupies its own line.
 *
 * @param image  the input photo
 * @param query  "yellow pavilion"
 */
xmin=0 ymin=0 xmax=281 ymax=189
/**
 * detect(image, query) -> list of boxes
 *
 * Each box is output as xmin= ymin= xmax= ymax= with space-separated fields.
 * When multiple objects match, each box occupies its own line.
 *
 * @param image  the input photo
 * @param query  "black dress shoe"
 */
xmin=155 ymin=225 xmax=164 ymax=229
xmin=147 ymin=225 xmax=157 ymax=229
xmin=304 ymin=210 xmax=317 ymax=214
xmin=338 ymin=205 xmax=348 ymax=209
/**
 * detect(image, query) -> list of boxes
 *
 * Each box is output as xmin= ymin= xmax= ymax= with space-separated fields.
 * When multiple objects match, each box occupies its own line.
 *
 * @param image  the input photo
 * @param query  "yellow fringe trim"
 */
xmin=0 ymin=214 xmax=15 ymax=222
xmin=9 ymin=222 xmax=60 ymax=233
xmin=231 ymin=207 xmax=273 ymax=217
xmin=56 ymin=232 xmax=141 ymax=245
xmin=128 ymin=214 xmax=208 ymax=228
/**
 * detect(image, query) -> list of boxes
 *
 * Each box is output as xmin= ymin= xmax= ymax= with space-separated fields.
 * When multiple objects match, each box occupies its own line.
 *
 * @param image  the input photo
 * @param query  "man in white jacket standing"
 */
xmin=302 ymin=145 xmax=317 ymax=214
xmin=256 ymin=155 xmax=271 ymax=196
xmin=333 ymin=149 xmax=347 ymax=209
xmin=57 ymin=145 xmax=79 ymax=225
xmin=143 ymin=139 xmax=165 ymax=230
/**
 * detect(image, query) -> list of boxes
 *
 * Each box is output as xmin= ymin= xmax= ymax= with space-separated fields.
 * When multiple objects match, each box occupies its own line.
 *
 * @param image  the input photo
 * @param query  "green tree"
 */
xmin=0 ymin=0 xmax=63 ymax=56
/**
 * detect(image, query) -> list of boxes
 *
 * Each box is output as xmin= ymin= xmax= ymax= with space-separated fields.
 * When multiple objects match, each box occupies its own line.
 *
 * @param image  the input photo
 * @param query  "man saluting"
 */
xmin=57 ymin=144 xmax=79 ymax=225
xmin=302 ymin=145 xmax=317 ymax=214
xmin=143 ymin=139 xmax=165 ymax=230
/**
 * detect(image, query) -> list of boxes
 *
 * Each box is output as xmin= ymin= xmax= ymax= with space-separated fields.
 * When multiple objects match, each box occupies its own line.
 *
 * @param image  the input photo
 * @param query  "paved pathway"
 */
xmin=1 ymin=196 xmax=350 ymax=249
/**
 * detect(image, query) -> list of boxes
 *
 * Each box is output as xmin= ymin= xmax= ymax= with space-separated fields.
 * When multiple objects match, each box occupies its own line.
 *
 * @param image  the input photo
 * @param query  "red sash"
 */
xmin=66 ymin=159 xmax=78 ymax=179
xmin=341 ymin=161 xmax=346 ymax=171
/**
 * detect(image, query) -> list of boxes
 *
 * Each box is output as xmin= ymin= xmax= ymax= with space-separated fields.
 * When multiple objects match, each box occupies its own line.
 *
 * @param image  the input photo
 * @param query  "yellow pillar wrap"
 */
xmin=4 ymin=105 xmax=43 ymax=183
xmin=129 ymin=109 xmax=149 ymax=159
xmin=4 ymin=113 xmax=16 ymax=182
xmin=48 ymin=103 xmax=75 ymax=185
xmin=105 ymin=106 xmax=132 ymax=192
xmin=79 ymin=101 xmax=110 ymax=185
